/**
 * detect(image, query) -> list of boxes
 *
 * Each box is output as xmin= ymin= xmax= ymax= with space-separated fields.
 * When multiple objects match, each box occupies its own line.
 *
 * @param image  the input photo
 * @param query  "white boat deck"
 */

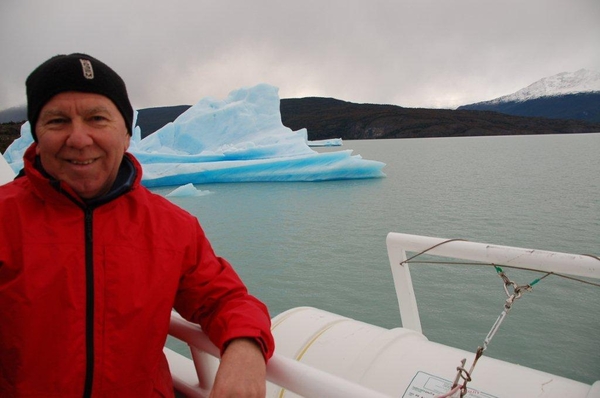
xmin=166 ymin=233 xmax=600 ymax=397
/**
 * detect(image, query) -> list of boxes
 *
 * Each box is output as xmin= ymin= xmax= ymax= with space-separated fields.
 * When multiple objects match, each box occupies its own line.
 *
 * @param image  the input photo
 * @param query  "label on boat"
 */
xmin=402 ymin=372 xmax=498 ymax=398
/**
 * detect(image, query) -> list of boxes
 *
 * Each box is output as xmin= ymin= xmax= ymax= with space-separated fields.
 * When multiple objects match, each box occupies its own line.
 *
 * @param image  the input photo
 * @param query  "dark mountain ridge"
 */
xmin=2 ymin=97 xmax=600 ymax=154
xmin=134 ymin=97 xmax=600 ymax=140
xmin=279 ymin=97 xmax=600 ymax=140
xmin=458 ymin=92 xmax=600 ymax=123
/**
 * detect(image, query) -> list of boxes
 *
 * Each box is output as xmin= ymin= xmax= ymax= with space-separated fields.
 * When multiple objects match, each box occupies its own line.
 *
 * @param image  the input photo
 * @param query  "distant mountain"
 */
xmin=0 ymin=105 xmax=26 ymax=123
xmin=458 ymin=69 xmax=600 ymax=122
xmin=3 ymin=92 xmax=600 ymax=154
xmin=279 ymin=97 xmax=600 ymax=140
xmin=0 ymin=122 xmax=22 ymax=154
xmin=133 ymin=98 xmax=600 ymax=140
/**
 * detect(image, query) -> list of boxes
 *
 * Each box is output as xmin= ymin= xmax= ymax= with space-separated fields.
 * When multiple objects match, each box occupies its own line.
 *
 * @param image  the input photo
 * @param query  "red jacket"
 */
xmin=0 ymin=144 xmax=274 ymax=397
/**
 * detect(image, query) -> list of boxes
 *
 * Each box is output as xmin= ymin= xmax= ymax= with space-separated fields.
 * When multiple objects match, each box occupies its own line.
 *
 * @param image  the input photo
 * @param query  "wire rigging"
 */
xmin=399 ymin=239 xmax=599 ymax=397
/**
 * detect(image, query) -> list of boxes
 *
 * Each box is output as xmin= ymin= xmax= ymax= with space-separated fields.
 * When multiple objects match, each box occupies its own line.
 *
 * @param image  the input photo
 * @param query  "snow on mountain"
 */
xmin=488 ymin=69 xmax=600 ymax=104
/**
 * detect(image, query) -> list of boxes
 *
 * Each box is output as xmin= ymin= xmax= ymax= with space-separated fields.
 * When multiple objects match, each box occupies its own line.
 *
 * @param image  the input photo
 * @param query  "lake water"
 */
xmin=155 ymin=133 xmax=600 ymax=385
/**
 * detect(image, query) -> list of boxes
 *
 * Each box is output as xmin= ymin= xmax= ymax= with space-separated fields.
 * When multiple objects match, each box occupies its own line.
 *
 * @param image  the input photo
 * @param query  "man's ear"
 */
xmin=124 ymin=133 xmax=131 ymax=151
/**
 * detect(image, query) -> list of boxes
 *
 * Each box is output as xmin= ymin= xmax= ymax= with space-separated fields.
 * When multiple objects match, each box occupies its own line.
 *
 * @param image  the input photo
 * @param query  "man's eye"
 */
xmin=90 ymin=115 xmax=108 ymax=122
xmin=47 ymin=118 xmax=67 ymax=125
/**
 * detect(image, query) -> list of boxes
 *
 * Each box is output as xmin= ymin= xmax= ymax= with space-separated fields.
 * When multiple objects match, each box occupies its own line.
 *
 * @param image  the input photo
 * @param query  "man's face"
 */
xmin=35 ymin=91 xmax=131 ymax=199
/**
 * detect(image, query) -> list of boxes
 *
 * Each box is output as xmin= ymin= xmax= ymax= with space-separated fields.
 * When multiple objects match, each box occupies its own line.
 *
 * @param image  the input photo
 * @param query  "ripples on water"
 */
xmin=156 ymin=133 xmax=600 ymax=384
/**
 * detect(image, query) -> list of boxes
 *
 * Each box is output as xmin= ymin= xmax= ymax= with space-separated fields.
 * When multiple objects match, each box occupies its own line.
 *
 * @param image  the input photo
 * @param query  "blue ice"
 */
xmin=166 ymin=183 xmax=212 ymax=197
xmin=3 ymin=84 xmax=385 ymax=188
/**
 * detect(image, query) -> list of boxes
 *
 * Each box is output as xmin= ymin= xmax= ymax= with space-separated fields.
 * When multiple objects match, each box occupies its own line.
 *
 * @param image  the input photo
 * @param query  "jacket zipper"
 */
xmin=83 ymin=208 xmax=95 ymax=398
xmin=49 ymin=167 xmax=135 ymax=397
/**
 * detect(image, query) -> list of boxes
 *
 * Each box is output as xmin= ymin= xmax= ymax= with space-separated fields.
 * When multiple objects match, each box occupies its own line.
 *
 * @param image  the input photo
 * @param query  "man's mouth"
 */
xmin=70 ymin=159 xmax=96 ymax=165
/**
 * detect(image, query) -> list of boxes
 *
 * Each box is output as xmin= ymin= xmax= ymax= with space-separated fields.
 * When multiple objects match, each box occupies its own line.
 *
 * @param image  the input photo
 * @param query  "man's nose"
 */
xmin=65 ymin=120 xmax=94 ymax=148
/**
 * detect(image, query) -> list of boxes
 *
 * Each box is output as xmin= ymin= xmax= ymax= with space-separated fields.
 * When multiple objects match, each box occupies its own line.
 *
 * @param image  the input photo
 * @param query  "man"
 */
xmin=0 ymin=53 xmax=274 ymax=397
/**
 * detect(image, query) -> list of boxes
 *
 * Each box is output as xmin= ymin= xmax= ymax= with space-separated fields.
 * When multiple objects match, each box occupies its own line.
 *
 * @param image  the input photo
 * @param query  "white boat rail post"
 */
xmin=168 ymin=312 xmax=219 ymax=397
xmin=386 ymin=233 xmax=422 ymax=333
xmin=167 ymin=311 xmax=392 ymax=398
xmin=189 ymin=346 xmax=215 ymax=392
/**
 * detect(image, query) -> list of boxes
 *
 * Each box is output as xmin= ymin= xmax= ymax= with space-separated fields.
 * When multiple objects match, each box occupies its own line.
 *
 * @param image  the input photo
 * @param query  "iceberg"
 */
xmin=166 ymin=183 xmax=211 ymax=197
xmin=308 ymin=138 xmax=343 ymax=147
xmin=3 ymin=84 xmax=385 ymax=187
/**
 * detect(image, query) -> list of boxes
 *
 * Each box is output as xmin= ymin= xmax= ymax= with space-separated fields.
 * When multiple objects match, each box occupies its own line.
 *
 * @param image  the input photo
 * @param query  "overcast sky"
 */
xmin=1 ymin=0 xmax=599 ymax=111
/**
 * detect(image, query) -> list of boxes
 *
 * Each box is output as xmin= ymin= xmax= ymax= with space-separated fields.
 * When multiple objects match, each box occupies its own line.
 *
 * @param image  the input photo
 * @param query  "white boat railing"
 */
xmin=386 ymin=232 xmax=600 ymax=334
xmin=166 ymin=233 xmax=599 ymax=397
xmin=166 ymin=311 xmax=391 ymax=398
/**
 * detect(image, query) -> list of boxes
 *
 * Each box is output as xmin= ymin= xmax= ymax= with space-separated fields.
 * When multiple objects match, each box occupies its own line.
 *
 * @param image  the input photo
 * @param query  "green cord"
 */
xmin=493 ymin=264 xmax=543 ymax=287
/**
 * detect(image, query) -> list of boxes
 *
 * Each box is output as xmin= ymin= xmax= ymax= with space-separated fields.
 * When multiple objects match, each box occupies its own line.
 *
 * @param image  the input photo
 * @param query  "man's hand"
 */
xmin=209 ymin=338 xmax=267 ymax=398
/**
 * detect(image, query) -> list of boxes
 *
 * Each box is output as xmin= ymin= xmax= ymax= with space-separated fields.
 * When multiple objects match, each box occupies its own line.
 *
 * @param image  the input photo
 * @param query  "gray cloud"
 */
xmin=1 ymin=0 xmax=599 ymax=111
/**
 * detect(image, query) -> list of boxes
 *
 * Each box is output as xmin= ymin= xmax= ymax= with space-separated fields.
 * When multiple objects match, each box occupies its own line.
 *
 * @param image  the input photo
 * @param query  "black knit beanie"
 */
xmin=26 ymin=53 xmax=134 ymax=141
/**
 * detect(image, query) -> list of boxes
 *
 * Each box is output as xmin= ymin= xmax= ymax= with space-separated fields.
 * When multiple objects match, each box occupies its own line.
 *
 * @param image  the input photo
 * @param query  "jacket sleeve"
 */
xmin=173 ymin=221 xmax=275 ymax=361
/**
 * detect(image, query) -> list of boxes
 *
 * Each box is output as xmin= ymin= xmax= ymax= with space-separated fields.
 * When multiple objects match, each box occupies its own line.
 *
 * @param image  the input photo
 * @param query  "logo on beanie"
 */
xmin=79 ymin=59 xmax=94 ymax=79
